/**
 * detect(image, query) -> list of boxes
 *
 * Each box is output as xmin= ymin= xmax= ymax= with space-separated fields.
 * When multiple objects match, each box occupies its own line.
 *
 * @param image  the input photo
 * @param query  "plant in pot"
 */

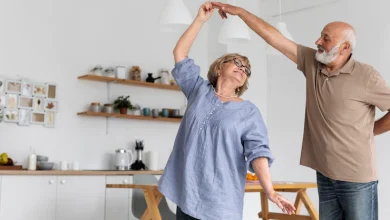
xmin=113 ymin=95 xmax=133 ymax=115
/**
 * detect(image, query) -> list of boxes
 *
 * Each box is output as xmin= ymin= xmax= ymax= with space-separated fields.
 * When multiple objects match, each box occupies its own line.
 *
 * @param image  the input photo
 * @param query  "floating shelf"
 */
xmin=77 ymin=112 xmax=182 ymax=123
xmin=78 ymin=74 xmax=180 ymax=91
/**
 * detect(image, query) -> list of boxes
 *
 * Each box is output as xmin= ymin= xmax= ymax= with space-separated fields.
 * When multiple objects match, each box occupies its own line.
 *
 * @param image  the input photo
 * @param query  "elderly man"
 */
xmin=212 ymin=2 xmax=390 ymax=220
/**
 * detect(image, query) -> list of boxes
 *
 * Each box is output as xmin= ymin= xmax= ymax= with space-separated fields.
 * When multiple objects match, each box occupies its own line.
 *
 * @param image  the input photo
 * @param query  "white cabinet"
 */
xmin=0 ymin=175 xmax=57 ymax=220
xmin=105 ymin=175 xmax=137 ymax=220
xmin=56 ymin=175 xmax=105 ymax=220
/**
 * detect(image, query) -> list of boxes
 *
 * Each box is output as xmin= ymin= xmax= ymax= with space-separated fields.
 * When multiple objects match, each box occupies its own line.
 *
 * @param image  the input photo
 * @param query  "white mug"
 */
xmin=72 ymin=161 xmax=80 ymax=171
xmin=60 ymin=161 xmax=68 ymax=171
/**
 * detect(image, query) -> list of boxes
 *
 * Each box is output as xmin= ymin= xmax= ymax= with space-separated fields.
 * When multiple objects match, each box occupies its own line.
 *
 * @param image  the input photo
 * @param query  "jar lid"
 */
xmin=104 ymin=104 xmax=112 ymax=106
xmin=91 ymin=102 xmax=100 ymax=105
xmin=115 ymin=149 xmax=127 ymax=153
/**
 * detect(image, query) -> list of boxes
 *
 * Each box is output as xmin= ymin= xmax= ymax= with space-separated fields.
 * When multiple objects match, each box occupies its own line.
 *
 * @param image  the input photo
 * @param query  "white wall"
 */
xmin=264 ymin=0 xmax=390 ymax=219
xmin=0 ymin=0 xmax=208 ymax=170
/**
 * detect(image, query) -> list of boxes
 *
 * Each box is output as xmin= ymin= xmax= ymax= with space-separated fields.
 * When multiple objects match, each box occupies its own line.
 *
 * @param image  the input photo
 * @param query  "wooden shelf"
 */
xmin=78 ymin=74 xmax=180 ymax=91
xmin=77 ymin=112 xmax=182 ymax=123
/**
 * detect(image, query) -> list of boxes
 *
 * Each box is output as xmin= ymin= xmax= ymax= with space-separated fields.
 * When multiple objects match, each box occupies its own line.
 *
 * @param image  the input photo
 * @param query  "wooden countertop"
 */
xmin=106 ymin=181 xmax=318 ymax=191
xmin=0 ymin=170 xmax=164 ymax=175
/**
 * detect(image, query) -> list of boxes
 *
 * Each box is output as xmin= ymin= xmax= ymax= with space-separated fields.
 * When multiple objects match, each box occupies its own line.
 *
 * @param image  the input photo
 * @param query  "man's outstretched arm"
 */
xmin=212 ymin=2 xmax=298 ymax=64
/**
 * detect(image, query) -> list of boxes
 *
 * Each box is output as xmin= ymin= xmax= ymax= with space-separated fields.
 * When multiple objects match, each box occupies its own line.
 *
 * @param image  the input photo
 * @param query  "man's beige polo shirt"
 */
xmin=297 ymin=45 xmax=390 ymax=182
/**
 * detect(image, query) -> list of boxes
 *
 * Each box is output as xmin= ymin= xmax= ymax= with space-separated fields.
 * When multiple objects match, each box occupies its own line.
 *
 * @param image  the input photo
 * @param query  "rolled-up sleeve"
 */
xmin=172 ymin=58 xmax=204 ymax=101
xmin=242 ymin=108 xmax=274 ymax=173
xmin=297 ymin=44 xmax=317 ymax=77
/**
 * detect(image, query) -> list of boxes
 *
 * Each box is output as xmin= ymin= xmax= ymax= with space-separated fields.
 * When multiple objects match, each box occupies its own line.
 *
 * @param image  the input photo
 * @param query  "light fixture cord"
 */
xmin=279 ymin=0 xmax=282 ymax=21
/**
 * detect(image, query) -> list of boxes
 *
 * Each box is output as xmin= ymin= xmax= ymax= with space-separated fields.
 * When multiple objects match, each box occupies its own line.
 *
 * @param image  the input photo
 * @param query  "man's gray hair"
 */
xmin=344 ymin=28 xmax=356 ymax=51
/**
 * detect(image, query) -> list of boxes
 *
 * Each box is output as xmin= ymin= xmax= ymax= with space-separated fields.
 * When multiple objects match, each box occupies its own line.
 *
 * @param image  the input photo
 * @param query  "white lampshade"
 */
xmin=267 ymin=21 xmax=294 ymax=55
xmin=218 ymin=16 xmax=251 ymax=44
xmin=160 ymin=0 xmax=192 ymax=25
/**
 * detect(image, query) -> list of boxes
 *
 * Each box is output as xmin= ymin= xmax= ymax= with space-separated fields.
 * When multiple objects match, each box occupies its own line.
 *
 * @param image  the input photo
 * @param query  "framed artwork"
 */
xmin=47 ymin=83 xmax=57 ymax=99
xmin=32 ymin=83 xmax=48 ymax=97
xmin=44 ymin=111 xmax=55 ymax=128
xmin=0 ymin=78 xmax=5 ymax=93
xmin=0 ymin=77 xmax=58 ymax=128
xmin=0 ymin=108 xmax=3 ymax=122
xmin=19 ymin=96 xmax=33 ymax=109
xmin=21 ymin=81 xmax=33 ymax=96
xmin=0 ymin=94 xmax=5 ymax=107
xmin=18 ymin=109 xmax=30 ymax=126
xmin=4 ymin=109 xmax=19 ymax=123
xmin=44 ymin=99 xmax=57 ymax=112
xmin=32 ymin=96 xmax=44 ymax=112
xmin=5 ymin=80 xmax=22 ymax=94
xmin=6 ymin=94 xmax=18 ymax=109
xmin=30 ymin=111 xmax=45 ymax=124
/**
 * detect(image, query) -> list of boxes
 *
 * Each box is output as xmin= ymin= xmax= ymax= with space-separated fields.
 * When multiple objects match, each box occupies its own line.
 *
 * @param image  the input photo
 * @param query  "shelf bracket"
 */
xmin=106 ymin=80 xmax=118 ymax=100
xmin=105 ymin=80 xmax=117 ymax=135
xmin=106 ymin=117 xmax=109 ymax=135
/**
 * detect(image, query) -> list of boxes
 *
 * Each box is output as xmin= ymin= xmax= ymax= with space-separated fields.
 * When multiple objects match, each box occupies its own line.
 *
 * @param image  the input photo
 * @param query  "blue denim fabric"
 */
xmin=317 ymin=172 xmax=378 ymax=220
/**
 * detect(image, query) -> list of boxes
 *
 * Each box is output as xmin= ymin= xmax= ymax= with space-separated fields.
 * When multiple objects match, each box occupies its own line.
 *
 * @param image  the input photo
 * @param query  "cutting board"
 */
xmin=0 ymin=165 xmax=23 ymax=170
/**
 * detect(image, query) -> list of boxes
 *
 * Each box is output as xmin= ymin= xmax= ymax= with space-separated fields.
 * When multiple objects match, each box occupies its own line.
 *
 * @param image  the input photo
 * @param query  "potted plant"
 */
xmin=113 ymin=95 xmax=133 ymax=114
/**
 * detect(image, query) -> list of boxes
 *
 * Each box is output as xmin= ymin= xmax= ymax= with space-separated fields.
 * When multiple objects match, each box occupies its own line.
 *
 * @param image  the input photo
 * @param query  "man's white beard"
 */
xmin=315 ymin=44 xmax=341 ymax=64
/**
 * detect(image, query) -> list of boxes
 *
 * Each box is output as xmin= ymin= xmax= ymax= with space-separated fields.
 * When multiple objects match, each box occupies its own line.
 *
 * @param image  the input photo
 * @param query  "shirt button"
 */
xmin=200 ymin=128 xmax=202 ymax=130
xmin=203 ymin=122 xmax=205 ymax=124
xmin=210 ymin=112 xmax=213 ymax=115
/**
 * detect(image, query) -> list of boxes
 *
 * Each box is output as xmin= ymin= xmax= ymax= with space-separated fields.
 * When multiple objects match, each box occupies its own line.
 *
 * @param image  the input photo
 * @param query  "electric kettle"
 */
xmin=114 ymin=149 xmax=133 ymax=170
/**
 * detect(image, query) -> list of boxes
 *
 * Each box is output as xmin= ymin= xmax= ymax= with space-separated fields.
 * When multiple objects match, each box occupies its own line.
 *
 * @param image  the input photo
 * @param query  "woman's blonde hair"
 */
xmin=207 ymin=53 xmax=251 ymax=97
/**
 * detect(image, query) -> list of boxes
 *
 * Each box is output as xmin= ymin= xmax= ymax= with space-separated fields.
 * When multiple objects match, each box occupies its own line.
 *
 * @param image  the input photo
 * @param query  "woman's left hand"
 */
xmin=196 ymin=1 xmax=214 ymax=23
xmin=267 ymin=190 xmax=296 ymax=215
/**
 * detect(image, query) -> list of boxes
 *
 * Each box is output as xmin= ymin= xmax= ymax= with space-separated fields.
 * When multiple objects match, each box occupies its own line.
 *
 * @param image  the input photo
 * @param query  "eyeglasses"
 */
xmin=223 ymin=58 xmax=251 ymax=76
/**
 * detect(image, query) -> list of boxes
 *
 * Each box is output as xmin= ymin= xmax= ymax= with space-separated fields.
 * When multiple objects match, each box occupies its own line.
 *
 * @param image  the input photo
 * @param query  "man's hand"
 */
xmin=211 ymin=2 xmax=243 ymax=18
xmin=267 ymin=190 xmax=296 ymax=215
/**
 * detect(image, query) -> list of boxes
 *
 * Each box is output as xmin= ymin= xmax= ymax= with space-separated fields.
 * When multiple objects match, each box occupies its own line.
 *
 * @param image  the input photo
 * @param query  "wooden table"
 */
xmin=246 ymin=181 xmax=319 ymax=220
xmin=106 ymin=181 xmax=318 ymax=220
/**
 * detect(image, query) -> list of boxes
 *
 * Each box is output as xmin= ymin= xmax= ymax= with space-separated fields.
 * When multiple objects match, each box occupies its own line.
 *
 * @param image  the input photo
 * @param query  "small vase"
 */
xmin=119 ymin=108 xmax=127 ymax=114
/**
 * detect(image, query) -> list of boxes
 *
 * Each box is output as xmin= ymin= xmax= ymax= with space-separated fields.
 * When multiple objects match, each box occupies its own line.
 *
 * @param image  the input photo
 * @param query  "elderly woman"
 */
xmin=158 ymin=2 xmax=295 ymax=220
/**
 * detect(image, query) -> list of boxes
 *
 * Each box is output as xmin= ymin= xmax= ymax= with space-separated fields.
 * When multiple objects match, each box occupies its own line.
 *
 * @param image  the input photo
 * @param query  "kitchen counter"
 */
xmin=0 ymin=170 xmax=164 ymax=175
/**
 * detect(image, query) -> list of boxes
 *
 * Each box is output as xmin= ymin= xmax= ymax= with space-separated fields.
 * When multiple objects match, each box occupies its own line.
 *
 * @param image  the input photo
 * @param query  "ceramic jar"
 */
xmin=90 ymin=102 xmax=101 ymax=112
xmin=103 ymin=104 xmax=113 ymax=113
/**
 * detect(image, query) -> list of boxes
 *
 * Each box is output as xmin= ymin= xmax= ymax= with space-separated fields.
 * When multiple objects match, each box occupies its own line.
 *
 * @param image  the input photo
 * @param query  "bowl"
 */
xmin=37 ymin=155 xmax=49 ymax=162
xmin=37 ymin=162 xmax=54 ymax=170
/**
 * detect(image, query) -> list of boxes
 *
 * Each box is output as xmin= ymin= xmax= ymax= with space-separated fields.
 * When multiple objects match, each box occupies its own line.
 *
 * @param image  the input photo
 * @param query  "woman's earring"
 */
xmin=236 ymin=87 xmax=240 ymax=93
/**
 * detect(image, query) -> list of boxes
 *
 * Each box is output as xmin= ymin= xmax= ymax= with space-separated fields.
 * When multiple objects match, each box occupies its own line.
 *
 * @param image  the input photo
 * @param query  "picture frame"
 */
xmin=44 ymin=99 xmax=57 ymax=112
xmin=32 ymin=83 xmax=48 ymax=97
xmin=6 ymin=94 xmax=18 ymax=109
xmin=0 ymin=108 xmax=3 ymax=122
xmin=44 ymin=111 xmax=55 ymax=128
xmin=5 ymin=80 xmax=22 ymax=94
xmin=18 ymin=109 xmax=30 ymax=126
xmin=3 ymin=109 xmax=19 ymax=123
xmin=18 ymin=96 xmax=34 ymax=109
xmin=0 ymin=93 xmax=5 ymax=107
xmin=0 ymin=78 xmax=5 ymax=93
xmin=32 ymin=96 xmax=44 ymax=112
xmin=30 ymin=111 xmax=45 ymax=125
xmin=46 ymin=83 xmax=57 ymax=99
xmin=21 ymin=81 xmax=33 ymax=96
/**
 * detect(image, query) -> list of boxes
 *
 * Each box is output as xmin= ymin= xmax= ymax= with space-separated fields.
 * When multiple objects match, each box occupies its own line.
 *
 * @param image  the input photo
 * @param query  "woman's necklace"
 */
xmin=213 ymin=88 xmax=238 ymax=98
